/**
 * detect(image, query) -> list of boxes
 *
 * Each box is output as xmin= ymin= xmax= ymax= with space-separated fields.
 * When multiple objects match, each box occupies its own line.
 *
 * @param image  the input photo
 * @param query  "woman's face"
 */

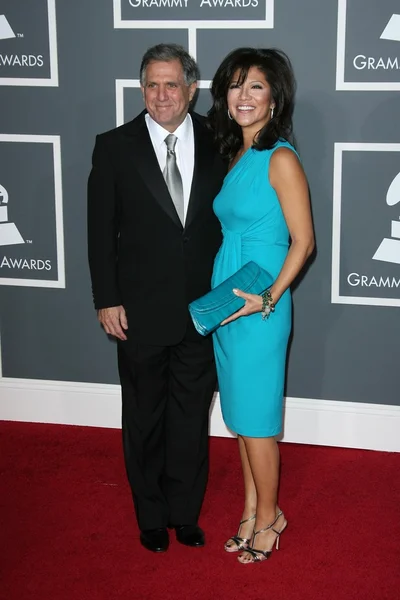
xmin=227 ymin=66 xmax=275 ymax=134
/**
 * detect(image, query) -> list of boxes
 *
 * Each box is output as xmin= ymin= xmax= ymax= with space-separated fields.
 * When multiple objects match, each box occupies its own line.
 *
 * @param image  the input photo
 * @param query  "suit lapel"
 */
xmin=184 ymin=117 xmax=214 ymax=232
xmin=124 ymin=113 xmax=183 ymax=230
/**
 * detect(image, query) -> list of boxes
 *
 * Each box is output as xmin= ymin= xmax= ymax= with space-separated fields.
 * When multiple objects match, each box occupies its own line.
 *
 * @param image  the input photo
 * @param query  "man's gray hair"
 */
xmin=140 ymin=43 xmax=200 ymax=86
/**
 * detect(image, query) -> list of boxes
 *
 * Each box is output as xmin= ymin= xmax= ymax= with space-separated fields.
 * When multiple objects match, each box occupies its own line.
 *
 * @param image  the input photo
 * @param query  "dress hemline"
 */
xmin=224 ymin=420 xmax=282 ymax=439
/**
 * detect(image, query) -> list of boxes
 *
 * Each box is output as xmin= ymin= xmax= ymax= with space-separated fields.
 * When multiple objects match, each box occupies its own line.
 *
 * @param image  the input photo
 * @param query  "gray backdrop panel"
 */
xmin=0 ymin=0 xmax=399 ymax=406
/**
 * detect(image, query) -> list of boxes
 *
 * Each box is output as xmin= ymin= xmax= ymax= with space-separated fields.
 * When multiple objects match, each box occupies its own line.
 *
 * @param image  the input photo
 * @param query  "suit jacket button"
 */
xmin=183 ymin=237 xmax=189 ymax=243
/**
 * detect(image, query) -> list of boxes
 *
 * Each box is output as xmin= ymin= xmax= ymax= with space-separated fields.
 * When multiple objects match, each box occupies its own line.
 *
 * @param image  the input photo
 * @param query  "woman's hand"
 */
xmin=220 ymin=288 xmax=263 ymax=326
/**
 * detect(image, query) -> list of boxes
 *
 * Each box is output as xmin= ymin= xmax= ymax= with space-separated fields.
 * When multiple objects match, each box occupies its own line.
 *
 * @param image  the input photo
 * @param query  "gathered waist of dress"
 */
xmin=213 ymin=236 xmax=289 ymax=288
xmin=222 ymin=228 xmax=288 ymax=246
xmin=216 ymin=239 xmax=288 ymax=275
xmin=220 ymin=235 xmax=289 ymax=252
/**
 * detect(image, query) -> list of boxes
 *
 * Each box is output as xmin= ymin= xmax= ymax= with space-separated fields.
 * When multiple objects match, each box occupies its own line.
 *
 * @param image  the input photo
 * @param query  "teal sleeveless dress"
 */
xmin=211 ymin=141 xmax=296 ymax=437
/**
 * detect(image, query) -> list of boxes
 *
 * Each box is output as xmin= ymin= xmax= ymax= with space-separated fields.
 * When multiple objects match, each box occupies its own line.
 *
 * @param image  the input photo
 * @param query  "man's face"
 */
xmin=141 ymin=59 xmax=197 ymax=132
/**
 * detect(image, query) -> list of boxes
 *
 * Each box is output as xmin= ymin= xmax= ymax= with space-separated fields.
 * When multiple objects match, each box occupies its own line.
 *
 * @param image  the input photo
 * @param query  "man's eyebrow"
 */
xmin=146 ymin=79 xmax=180 ymax=85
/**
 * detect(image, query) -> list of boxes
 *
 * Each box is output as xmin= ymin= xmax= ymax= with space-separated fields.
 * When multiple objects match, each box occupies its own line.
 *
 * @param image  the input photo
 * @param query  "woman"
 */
xmin=208 ymin=48 xmax=314 ymax=564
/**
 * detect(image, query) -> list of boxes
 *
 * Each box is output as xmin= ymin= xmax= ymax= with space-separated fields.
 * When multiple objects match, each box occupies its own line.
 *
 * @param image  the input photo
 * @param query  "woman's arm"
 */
xmin=268 ymin=146 xmax=314 ymax=304
xmin=221 ymin=147 xmax=314 ymax=325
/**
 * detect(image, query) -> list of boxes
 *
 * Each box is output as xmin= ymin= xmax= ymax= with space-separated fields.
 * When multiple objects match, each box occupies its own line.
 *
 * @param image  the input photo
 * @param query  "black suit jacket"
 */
xmin=87 ymin=111 xmax=227 ymax=345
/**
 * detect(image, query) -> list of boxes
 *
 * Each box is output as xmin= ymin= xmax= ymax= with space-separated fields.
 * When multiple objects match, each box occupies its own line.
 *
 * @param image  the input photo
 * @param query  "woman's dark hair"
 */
xmin=207 ymin=48 xmax=296 ymax=160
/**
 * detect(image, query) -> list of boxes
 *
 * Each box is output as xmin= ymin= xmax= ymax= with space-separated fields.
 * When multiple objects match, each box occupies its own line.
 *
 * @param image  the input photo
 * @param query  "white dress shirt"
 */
xmin=145 ymin=112 xmax=195 ymax=223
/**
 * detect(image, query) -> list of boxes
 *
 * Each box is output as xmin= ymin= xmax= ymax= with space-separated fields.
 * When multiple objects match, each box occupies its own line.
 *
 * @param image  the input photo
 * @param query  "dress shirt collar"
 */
xmin=145 ymin=112 xmax=193 ymax=148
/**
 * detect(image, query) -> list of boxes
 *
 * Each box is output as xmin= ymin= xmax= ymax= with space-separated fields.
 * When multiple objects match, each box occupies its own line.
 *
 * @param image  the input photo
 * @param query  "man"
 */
xmin=87 ymin=44 xmax=226 ymax=553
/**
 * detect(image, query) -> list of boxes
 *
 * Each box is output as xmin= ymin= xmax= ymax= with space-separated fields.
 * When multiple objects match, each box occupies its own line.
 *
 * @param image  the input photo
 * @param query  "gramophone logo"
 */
xmin=0 ymin=133 xmax=65 ymax=288
xmin=0 ymin=0 xmax=58 ymax=87
xmin=332 ymin=143 xmax=400 ymax=307
xmin=337 ymin=1 xmax=400 ymax=90
xmin=0 ymin=184 xmax=25 ymax=246
xmin=380 ymin=13 xmax=400 ymax=42
xmin=0 ymin=15 xmax=15 ymax=40
xmin=373 ymin=172 xmax=400 ymax=264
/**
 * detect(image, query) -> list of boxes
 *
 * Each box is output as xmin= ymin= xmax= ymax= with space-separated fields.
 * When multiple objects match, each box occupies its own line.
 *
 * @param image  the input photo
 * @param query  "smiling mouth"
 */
xmin=236 ymin=106 xmax=255 ymax=112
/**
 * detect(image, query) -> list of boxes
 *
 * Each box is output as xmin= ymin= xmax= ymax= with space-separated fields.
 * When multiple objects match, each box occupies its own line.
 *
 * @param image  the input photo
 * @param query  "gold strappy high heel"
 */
xmin=224 ymin=514 xmax=256 ymax=553
xmin=239 ymin=510 xmax=287 ymax=563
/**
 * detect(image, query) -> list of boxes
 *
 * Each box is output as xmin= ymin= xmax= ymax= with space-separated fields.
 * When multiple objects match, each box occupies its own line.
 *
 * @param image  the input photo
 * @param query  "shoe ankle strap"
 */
xmin=254 ymin=510 xmax=283 ymax=536
xmin=239 ymin=514 xmax=256 ymax=526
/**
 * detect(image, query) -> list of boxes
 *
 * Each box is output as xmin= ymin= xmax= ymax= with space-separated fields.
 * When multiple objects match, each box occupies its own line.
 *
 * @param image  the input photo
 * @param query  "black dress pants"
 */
xmin=117 ymin=330 xmax=216 ymax=531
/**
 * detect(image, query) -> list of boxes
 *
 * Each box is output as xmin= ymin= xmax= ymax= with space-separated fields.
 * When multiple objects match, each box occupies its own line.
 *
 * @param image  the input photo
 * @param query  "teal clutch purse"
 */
xmin=188 ymin=261 xmax=273 ymax=336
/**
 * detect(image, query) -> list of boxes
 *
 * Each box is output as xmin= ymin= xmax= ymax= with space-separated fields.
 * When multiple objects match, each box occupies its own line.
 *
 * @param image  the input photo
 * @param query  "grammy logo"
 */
xmin=0 ymin=184 xmax=25 ymax=247
xmin=373 ymin=173 xmax=400 ymax=265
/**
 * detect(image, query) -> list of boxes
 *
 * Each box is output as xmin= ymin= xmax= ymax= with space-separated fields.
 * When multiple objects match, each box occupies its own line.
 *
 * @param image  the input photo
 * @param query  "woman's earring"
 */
xmin=270 ymin=107 xmax=275 ymax=119
xmin=227 ymin=109 xmax=233 ymax=121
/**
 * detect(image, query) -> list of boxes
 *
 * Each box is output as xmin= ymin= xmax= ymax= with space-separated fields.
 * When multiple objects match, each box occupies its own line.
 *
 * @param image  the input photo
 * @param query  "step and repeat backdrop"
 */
xmin=0 ymin=1 xmax=399 ymax=429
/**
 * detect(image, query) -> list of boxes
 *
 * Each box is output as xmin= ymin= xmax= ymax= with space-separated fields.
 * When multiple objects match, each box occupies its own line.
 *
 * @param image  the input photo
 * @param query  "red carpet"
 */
xmin=1 ymin=422 xmax=399 ymax=600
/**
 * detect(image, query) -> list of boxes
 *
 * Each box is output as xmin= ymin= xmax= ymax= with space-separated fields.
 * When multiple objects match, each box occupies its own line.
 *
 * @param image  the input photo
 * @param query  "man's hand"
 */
xmin=98 ymin=305 xmax=128 ymax=341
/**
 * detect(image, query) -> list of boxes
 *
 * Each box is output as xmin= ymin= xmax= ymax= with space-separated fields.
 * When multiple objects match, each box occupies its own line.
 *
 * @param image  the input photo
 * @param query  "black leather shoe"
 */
xmin=174 ymin=525 xmax=205 ymax=547
xmin=140 ymin=528 xmax=169 ymax=552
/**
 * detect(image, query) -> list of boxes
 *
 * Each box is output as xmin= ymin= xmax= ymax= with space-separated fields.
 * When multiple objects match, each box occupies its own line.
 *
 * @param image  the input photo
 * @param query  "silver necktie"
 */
xmin=163 ymin=134 xmax=184 ymax=225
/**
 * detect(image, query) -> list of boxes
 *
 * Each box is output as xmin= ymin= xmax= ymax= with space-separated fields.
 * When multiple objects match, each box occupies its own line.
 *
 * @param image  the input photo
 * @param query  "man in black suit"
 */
xmin=87 ymin=44 xmax=226 ymax=552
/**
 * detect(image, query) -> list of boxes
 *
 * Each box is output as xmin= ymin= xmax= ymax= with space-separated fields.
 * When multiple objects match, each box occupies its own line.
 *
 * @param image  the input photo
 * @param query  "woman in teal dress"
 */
xmin=208 ymin=48 xmax=314 ymax=564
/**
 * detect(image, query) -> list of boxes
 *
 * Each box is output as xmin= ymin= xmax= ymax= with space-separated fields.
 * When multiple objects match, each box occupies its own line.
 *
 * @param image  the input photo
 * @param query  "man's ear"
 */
xmin=189 ymin=82 xmax=198 ymax=102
